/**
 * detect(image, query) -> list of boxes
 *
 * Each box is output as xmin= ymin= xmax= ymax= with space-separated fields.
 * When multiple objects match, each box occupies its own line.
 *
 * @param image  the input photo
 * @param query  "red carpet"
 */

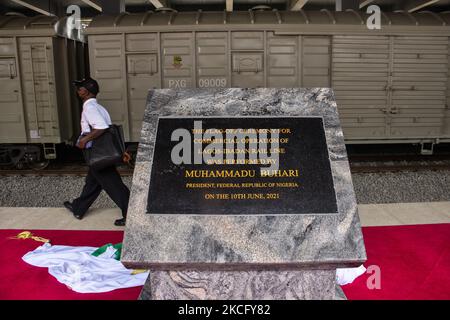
xmin=342 ymin=223 xmax=450 ymax=300
xmin=0 ymin=229 xmax=141 ymax=300
xmin=0 ymin=224 xmax=449 ymax=300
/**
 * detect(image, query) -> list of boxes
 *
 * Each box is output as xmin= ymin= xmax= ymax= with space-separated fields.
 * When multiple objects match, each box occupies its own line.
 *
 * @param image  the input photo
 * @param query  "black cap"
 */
xmin=73 ymin=77 xmax=99 ymax=95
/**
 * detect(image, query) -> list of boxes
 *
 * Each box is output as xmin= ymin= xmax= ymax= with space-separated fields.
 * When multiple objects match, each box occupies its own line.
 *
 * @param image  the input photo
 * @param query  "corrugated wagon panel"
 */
xmin=302 ymin=36 xmax=331 ymax=87
xmin=0 ymin=37 xmax=16 ymax=56
xmin=332 ymin=35 xmax=390 ymax=140
xmin=231 ymin=31 xmax=264 ymax=50
xmin=126 ymin=33 xmax=158 ymax=52
xmin=390 ymin=36 xmax=448 ymax=139
xmin=18 ymin=37 xmax=60 ymax=142
xmin=89 ymin=34 xmax=130 ymax=140
xmin=196 ymin=32 xmax=228 ymax=88
xmin=0 ymin=45 xmax=26 ymax=143
xmin=127 ymin=50 xmax=160 ymax=141
xmin=267 ymin=32 xmax=298 ymax=88
xmin=161 ymin=32 xmax=194 ymax=89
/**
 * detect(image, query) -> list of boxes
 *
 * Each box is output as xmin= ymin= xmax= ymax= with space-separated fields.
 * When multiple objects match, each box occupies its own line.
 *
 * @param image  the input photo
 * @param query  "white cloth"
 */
xmin=80 ymin=98 xmax=112 ymax=133
xmin=336 ymin=265 xmax=367 ymax=286
xmin=22 ymin=243 xmax=149 ymax=293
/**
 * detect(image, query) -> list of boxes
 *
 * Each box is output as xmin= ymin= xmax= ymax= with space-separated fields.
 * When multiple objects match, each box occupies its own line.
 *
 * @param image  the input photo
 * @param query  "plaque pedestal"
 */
xmin=139 ymin=270 xmax=336 ymax=300
xmin=121 ymin=88 xmax=366 ymax=300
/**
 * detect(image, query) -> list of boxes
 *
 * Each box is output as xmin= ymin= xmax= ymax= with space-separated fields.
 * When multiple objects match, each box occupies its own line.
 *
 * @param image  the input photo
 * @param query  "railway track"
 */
xmin=349 ymin=162 xmax=450 ymax=173
xmin=1 ymin=154 xmax=450 ymax=176
xmin=348 ymin=154 xmax=450 ymax=173
xmin=0 ymin=165 xmax=134 ymax=177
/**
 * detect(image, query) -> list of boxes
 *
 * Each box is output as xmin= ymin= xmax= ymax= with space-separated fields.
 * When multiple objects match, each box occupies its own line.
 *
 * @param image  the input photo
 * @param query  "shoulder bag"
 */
xmin=83 ymin=124 xmax=125 ymax=170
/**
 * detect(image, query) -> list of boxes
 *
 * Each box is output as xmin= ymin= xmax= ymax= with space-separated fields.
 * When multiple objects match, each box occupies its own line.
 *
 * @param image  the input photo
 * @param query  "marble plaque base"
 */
xmin=124 ymin=88 xmax=365 ymax=301
xmin=138 ymin=270 xmax=341 ymax=300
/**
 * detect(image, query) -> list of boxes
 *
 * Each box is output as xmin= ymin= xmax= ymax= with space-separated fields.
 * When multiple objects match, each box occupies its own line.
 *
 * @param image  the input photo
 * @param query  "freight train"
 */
xmin=0 ymin=14 xmax=87 ymax=168
xmin=1 ymin=8 xmax=450 ymax=168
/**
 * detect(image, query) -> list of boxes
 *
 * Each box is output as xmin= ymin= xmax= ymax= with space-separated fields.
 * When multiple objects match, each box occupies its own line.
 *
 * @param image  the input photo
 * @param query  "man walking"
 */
xmin=63 ymin=77 xmax=129 ymax=226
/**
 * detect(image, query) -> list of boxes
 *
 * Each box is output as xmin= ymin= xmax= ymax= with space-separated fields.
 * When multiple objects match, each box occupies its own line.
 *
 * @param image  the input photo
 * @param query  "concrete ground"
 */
xmin=0 ymin=202 xmax=449 ymax=230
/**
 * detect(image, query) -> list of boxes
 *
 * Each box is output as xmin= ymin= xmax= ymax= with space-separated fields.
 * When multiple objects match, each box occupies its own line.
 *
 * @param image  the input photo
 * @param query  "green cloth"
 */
xmin=91 ymin=243 xmax=122 ymax=260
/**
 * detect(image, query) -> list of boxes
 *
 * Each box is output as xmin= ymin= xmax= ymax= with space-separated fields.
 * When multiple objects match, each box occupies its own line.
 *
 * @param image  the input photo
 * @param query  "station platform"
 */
xmin=0 ymin=202 xmax=449 ymax=300
xmin=0 ymin=201 xmax=449 ymax=230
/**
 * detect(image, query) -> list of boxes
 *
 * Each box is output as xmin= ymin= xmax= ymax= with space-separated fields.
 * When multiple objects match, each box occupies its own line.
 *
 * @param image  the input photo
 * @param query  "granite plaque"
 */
xmin=147 ymin=117 xmax=338 ymax=215
xmin=122 ymin=88 xmax=366 ymax=300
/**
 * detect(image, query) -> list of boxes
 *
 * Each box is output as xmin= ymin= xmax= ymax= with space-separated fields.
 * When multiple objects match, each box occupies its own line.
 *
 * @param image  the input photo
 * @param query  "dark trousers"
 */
xmin=72 ymin=166 xmax=130 ymax=218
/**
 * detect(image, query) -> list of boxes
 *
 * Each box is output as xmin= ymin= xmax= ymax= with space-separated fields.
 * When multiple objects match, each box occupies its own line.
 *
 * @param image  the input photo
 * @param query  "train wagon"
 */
xmin=0 ymin=15 xmax=87 ymax=169
xmin=84 ymin=8 xmax=450 ymax=153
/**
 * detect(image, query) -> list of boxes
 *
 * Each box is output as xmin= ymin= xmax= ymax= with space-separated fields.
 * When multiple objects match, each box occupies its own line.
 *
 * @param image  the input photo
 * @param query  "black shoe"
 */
xmin=64 ymin=201 xmax=83 ymax=220
xmin=114 ymin=218 xmax=126 ymax=226
xmin=73 ymin=213 xmax=83 ymax=220
xmin=63 ymin=201 xmax=73 ymax=212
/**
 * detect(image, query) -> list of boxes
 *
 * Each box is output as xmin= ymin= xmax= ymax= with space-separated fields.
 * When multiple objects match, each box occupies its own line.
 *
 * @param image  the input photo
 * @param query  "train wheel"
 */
xmin=15 ymin=162 xmax=25 ymax=170
xmin=27 ymin=159 xmax=50 ymax=170
xmin=0 ymin=164 xmax=16 ymax=170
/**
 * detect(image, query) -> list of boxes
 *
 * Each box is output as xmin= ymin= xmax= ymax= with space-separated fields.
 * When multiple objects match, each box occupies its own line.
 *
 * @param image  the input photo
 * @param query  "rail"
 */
xmin=2 ymin=154 xmax=450 ymax=176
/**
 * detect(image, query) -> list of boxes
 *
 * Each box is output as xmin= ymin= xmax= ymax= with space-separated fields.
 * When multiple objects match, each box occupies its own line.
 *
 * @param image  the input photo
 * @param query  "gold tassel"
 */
xmin=10 ymin=231 xmax=50 ymax=243
xmin=131 ymin=269 xmax=148 ymax=275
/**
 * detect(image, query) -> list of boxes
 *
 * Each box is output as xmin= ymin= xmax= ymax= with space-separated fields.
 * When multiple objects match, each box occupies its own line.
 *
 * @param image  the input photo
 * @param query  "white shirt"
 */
xmin=80 ymin=98 xmax=112 ymax=133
